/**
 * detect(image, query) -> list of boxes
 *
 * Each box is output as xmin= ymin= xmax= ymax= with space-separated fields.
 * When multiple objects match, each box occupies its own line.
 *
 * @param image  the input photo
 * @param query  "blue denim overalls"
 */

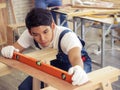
xmin=18 ymin=30 xmax=92 ymax=90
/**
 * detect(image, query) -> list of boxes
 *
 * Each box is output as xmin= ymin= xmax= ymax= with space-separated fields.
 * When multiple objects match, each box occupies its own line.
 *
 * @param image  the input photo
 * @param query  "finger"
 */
xmin=72 ymin=70 xmax=81 ymax=81
xmin=5 ymin=48 xmax=10 ymax=58
xmin=68 ymin=68 xmax=74 ymax=75
xmin=72 ymin=69 xmax=84 ymax=81
xmin=77 ymin=74 xmax=88 ymax=85
xmin=9 ymin=49 xmax=14 ymax=58
xmin=72 ymin=79 xmax=80 ymax=86
xmin=7 ymin=47 xmax=14 ymax=58
xmin=14 ymin=49 xmax=19 ymax=52
xmin=1 ymin=48 xmax=5 ymax=56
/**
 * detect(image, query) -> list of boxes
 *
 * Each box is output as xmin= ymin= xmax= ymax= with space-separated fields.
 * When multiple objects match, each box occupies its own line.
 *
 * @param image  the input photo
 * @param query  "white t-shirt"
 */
xmin=17 ymin=26 xmax=82 ymax=54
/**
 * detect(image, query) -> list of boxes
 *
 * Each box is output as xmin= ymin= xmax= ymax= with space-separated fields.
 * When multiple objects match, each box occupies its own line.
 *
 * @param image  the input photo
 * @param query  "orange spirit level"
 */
xmin=12 ymin=52 xmax=72 ymax=83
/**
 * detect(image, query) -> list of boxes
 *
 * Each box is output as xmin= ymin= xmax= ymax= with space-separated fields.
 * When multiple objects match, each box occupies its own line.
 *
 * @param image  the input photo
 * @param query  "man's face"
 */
xmin=30 ymin=24 xmax=55 ymax=47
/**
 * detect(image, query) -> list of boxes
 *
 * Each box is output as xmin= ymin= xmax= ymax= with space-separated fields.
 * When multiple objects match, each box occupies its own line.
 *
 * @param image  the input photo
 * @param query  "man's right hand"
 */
xmin=1 ymin=46 xmax=19 ymax=58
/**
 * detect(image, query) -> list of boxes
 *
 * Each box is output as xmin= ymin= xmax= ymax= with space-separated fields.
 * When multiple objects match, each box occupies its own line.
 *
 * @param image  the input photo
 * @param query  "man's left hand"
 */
xmin=68 ymin=65 xmax=89 ymax=85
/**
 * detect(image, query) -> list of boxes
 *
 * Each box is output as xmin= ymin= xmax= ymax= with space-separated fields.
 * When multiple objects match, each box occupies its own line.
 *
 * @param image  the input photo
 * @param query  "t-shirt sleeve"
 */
xmin=60 ymin=32 xmax=82 ymax=54
xmin=17 ymin=30 xmax=33 ymax=48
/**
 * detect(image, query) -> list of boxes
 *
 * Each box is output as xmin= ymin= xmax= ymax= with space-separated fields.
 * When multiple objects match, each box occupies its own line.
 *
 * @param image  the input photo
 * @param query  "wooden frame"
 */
xmin=7 ymin=23 xmax=25 ymax=45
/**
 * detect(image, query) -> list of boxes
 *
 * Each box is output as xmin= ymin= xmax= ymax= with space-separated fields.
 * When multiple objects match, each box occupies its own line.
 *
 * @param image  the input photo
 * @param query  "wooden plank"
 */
xmin=72 ymin=5 xmax=120 ymax=9
xmin=7 ymin=26 xmax=15 ymax=45
xmin=67 ymin=9 xmax=120 ymax=17
xmin=0 ymin=3 xmax=6 ymax=9
xmin=71 ymin=0 xmax=120 ymax=9
xmin=0 ymin=62 xmax=12 ymax=77
xmin=101 ymin=0 xmax=120 ymax=7
xmin=7 ymin=23 xmax=25 ymax=30
xmin=52 ymin=5 xmax=120 ymax=17
xmin=83 ymin=16 xmax=115 ymax=24
xmin=0 ymin=9 xmax=6 ymax=43
xmin=0 ymin=2 xmax=7 ymax=46
xmin=0 ymin=48 xmax=119 ymax=90
xmin=25 ymin=48 xmax=57 ymax=64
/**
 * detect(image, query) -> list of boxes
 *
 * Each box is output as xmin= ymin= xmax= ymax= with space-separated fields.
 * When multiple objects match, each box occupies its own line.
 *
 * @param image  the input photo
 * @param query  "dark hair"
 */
xmin=25 ymin=8 xmax=53 ymax=30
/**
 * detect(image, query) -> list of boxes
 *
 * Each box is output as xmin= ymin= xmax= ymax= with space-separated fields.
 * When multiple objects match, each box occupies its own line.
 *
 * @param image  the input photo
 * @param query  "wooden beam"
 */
xmin=0 ymin=3 xmax=6 ymax=9
xmin=0 ymin=62 xmax=12 ymax=77
xmin=7 ymin=23 xmax=25 ymax=30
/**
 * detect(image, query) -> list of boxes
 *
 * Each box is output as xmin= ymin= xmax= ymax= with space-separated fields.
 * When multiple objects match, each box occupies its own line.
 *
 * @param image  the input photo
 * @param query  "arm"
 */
xmin=68 ymin=48 xmax=89 ymax=86
xmin=60 ymin=31 xmax=83 ymax=68
xmin=13 ymin=42 xmax=25 ymax=53
xmin=61 ymin=32 xmax=88 ymax=86
xmin=68 ymin=47 xmax=83 ymax=68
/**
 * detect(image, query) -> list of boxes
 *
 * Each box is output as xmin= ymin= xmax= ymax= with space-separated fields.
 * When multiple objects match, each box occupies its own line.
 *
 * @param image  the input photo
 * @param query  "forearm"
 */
xmin=68 ymin=47 xmax=83 ymax=68
xmin=13 ymin=42 xmax=24 ymax=53
xmin=70 ymin=57 xmax=83 ymax=68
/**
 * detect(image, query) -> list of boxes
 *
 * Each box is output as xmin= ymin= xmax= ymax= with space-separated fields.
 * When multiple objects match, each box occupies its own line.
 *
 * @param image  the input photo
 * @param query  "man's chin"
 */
xmin=41 ymin=44 xmax=49 ymax=47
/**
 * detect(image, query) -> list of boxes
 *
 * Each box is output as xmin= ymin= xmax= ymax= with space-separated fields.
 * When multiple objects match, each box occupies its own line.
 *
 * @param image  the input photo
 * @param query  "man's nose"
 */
xmin=40 ymin=35 xmax=45 ymax=41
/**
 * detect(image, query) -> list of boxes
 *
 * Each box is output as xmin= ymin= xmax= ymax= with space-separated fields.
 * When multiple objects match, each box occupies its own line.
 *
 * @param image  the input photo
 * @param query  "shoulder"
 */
xmin=17 ymin=30 xmax=34 ymax=48
xmin=52 ymin=26 xmax=72 ymax=49
xmin=54 ymin=26 xmax=82 ymax=54
xmin=61 ymin=32 xmax=82 ymax=54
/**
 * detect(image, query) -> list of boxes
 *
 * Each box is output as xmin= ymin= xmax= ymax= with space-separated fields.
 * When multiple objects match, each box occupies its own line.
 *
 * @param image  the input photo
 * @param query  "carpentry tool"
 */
xmin=12 ymin=52 xmax=72 ymax=83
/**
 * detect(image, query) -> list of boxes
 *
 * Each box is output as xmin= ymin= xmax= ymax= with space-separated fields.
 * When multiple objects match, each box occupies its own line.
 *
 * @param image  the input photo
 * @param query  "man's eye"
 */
xmin=44 ymin=30 xmax=48 ymax=34
xmin=32 ymin=33 xmax=38 ymax=36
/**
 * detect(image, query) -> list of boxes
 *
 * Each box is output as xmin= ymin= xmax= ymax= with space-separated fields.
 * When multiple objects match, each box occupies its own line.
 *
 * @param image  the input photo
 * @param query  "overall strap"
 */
xmin=58 ymin=30 xmax=85 ymax=52
xmin=34 ymin=40 xmax=41 ymax=49
xmin=58 ymin=30 xmax=71 ymax=52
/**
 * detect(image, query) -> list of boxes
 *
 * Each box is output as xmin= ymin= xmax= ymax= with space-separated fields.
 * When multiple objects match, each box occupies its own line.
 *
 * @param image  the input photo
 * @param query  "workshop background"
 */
xmin=0 ymin=0 xmax=120 ymax=90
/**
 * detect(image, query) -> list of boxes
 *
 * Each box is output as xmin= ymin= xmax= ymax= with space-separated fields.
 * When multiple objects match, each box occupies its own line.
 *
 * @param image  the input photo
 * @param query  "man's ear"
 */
xmin=51 ymin=22 xmax=55 ymax=30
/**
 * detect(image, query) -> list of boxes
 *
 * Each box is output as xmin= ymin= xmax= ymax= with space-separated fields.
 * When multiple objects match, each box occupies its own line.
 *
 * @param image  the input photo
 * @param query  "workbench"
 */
xmin=0 ymin=48 xmax=120 ymax=90
xmin=51 ymin=6 xmax=120 ymax=67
